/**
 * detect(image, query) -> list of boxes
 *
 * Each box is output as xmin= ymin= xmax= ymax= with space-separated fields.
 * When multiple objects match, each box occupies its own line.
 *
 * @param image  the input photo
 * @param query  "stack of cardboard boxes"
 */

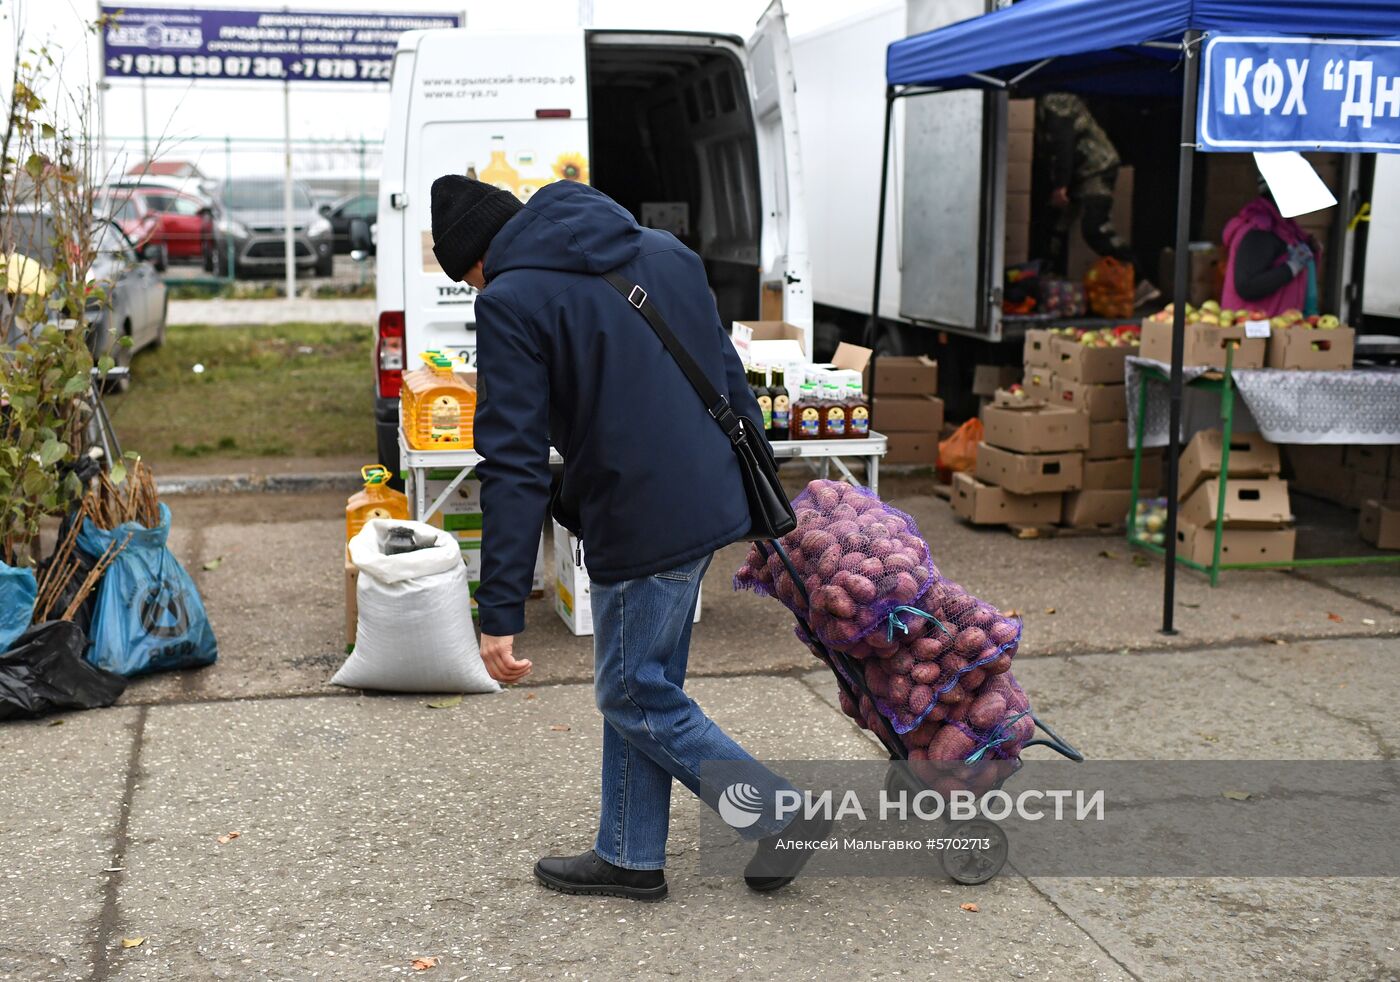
xmin=553 ymin=522 xmax=703 ymax=636
xmin=1349 ymin=446 xmax=1400 ymax=549
xmin=1173 ymin=430 xmax=1296 ymax=563
xmin=953 ymin=394 xmax=1081 ymax=526
xmin=873 ymin=356 xmax=943 ymax=466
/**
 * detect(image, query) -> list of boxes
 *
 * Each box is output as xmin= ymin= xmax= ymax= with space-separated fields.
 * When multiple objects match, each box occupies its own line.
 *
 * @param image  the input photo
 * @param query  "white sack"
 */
xmin=333 ymin=519 xmax=499 ymax=694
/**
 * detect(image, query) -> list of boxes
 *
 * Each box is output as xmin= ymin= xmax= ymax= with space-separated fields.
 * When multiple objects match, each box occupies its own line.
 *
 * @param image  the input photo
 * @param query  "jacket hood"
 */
xmin=482 ymin=181 xmax=646 ymax=281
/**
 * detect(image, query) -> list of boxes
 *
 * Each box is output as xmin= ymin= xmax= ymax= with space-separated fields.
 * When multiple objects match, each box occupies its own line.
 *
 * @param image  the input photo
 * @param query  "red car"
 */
xmin=127 ymin=187 xmax=214 ymax=262
xmin=95 ymin=192 xmax=165 ymax=268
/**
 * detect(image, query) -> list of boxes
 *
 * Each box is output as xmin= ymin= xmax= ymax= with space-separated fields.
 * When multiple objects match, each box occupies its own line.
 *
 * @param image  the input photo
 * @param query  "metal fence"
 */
xmin=96 ymin=135 xmax=383 ymax=294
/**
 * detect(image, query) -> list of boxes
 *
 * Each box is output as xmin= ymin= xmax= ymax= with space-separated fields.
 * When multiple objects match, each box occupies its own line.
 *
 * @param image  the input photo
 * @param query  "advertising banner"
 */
xmin=100 ymin=6 xmax=461 ymax=83
xmin=1199 ymin=35 xmax=1400 ymax=153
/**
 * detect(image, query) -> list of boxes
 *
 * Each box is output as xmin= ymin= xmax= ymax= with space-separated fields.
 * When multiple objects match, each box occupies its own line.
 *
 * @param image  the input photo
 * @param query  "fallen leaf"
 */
xmin=1180 ymin=601 xmax=1200 ymax=609
xmin=202 ymin=556 xmax=223 ymax=571
xmin=1014 ymin=527 xmax=1041 ymax=540
xmin=1327 ymin=612 xmax=1343 ymax=622
xmin=1131 ymin=554 xmax=1150 ymax=568
xmin=524 ymin=693 xmax=537 ymax=700
xmin=1043 ymin=606 xmax=1056 ymax=615
xmin=1362 ymin=618 xmax=1376 ymax=626
xmin=48 ymin=719 xmax=64 ymax=727
xmin=1274 ymin=638 xmax=1288 ymax=645
xmin=549 ymin=724 xmax=570 ymax=732
xmin=411 ymin=956 xmax=439 ymax=971
xmin=1222 ymin=790 xmax=1252 ymax=802
xmin=426 ymin=695 xmax=463 ymax=710
xmin=217 ymin=831 xmax=241 ymax=845
xmin=121 ymin=937 xmax=145 ymax=948
xmin=1098 ymin=550 xmax=1117 ymax=559
xmin=959 ymin=902 xmax=979 ymax=913
xmin=1199 ymin=732 xmax=1219 ymax=743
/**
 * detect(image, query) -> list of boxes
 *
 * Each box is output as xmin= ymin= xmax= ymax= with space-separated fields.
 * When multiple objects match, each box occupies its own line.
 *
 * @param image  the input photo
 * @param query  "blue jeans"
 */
xmin=591 ymin=553 xmax=789 ymax=869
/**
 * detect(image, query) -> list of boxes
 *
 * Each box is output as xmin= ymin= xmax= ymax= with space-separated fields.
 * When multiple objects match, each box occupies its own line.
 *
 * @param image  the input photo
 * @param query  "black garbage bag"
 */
xmin=0 ymin=621 xmax=127 ymax=721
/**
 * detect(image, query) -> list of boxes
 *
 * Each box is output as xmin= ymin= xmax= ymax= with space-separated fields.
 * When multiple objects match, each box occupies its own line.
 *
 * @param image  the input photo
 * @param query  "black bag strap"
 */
xmin=602 ymin=271 xmax=747 ymax=446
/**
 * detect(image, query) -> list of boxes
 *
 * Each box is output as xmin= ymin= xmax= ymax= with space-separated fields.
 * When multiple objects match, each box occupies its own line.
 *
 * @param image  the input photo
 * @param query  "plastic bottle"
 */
xmin=846 ymin=380 xmax=871 ymax=439
xmin=401 ymin=351 xmax=477 ymax=450
xmin=479 ymin=136 xmax=520 ymax=193
xmin=769 ymin=368 xmax=791 ymax=441
xmin=793 ymin=383 xmax=822 ymax=440
xmin=820 ymin=382 xmax=848 ymax=439
xmin=752 ymin=366 xmax=773 ymax=435
xmin=346 ymin=465 xmax=408 ymax=541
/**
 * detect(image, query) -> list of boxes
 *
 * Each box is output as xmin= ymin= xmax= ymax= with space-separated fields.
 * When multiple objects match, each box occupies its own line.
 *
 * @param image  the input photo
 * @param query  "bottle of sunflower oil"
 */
xmin=345 ymin=465 xmax=408 ymax=541
xmin=402 ymin=352 xmax=476 ymax=450
xmin=480 ymin=136 xmax=520 ymax=193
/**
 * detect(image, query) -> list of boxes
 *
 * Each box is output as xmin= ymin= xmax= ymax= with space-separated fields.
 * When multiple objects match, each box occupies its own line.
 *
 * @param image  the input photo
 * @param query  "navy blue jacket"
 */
xmin=472 ymin=181 xmax=762 ymax=636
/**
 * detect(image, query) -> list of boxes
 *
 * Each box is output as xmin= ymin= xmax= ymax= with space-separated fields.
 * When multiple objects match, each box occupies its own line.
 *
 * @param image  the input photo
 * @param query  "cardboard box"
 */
xmin=1139 ymin=320 xmax=1267 ymax=370
xmin=1175 ymin=520 xmax=1297 ymax=566
xmin=972 ymin=364 xmax=1022 ymax=397
xmin=423 ymin=468 xmax=483 ymax=514
xmin=344 ymin=549 xmax=358 ymax=648
xmin=1177 ymin=430 xmax=1282 ymax=498
xmin=1052 ymin=377 xmax=1127 ymax=422
xmin=1158 ymin=243 xmax=1221 ymax=308
xmin=1061 ymin=489 xmax=1134 ymax=529
xmin=1265 ymin=326 xmax=1355 ymax=371
xmin=1180 ymin=477 xmax=1292 ymax=528
xmin=1283 ymin=444 xmax=1348 ymax=500
xmin=553 ymin=522 xmax=698 ymax=636
xmin=981 ymin=403 xmax=1089 ymax=454
xmin=951 ymin=471 xmax=1062 ymax=525
xmin=1023 ymin=329 xmax=1056 ymax=369
xmin=1088 ymin=420 xmax=1129 ymax=460
xmin=1022 ymin=368 xmax=1056 ymax=403
xmin=975 ymin=442 xmax=1083 ymax=494
xmin=1083 ymin=453 xmax=1162 ymax=491
xmin=732 ymin=320 xmax=809 ymax=363
xmin=875 ymin=395 xmax=944 ymax=433
xmin=871 ymin=355 xmax=938 ymax=396
xmin=1345 ymin=444 xmax=1391 ymax=478
xmin=1359 ymin=499 xmax=1400 ymax=549
xmin=885 ymin=430 xmax=939 ymax=466
xmin=1050 ymin=336 xmax=1131 ymax=385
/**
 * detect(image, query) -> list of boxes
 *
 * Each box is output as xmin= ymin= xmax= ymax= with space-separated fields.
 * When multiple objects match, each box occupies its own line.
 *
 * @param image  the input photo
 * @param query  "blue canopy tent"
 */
xmin=870 ymin=0 xmax=1400 ymax=633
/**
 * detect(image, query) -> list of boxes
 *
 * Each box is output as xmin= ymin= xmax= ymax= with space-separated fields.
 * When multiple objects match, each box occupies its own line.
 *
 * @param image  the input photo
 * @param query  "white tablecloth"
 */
xmin=1126 ymin=357 xmax=1400 ymax=447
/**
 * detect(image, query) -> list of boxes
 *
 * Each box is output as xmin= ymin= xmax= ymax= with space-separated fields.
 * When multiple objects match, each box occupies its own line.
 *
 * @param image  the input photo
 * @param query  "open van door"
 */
xmin=747 ymin=2 xmax=813 ymax=347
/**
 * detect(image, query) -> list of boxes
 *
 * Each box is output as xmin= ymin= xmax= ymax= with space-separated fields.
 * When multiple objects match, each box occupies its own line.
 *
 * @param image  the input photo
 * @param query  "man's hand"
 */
xmin=1049 ymin=186 xmax=1071 ymax=209
xmin=480 ymin=633 xmax=532 ymax=684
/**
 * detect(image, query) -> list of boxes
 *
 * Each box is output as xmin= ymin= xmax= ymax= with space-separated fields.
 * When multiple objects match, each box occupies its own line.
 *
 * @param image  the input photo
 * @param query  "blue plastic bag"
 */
xmin=0 ymin=561 xmax=37 ymax=652
xmin=76 ymin=503 xmax=218 ymax=676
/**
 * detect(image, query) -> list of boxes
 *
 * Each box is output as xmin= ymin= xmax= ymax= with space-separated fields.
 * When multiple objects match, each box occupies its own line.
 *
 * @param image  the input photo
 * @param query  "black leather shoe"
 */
xmin=745 ymin=811 xmax=834 ymax=892
xmin=534 ymin=849 xmax=668 ymax=902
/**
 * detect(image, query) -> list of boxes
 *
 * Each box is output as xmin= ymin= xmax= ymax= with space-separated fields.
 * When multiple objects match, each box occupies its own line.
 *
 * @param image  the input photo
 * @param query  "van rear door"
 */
xmin=401 ymin=29 xmax=588 ymax=366
xmin=747 ymin=2 xmax=813 ymax=348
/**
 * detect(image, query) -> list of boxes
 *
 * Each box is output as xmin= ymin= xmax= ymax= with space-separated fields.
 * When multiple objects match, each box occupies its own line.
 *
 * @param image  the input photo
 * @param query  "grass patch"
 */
xmin=107 ymin=322 xmax=375 ymax=464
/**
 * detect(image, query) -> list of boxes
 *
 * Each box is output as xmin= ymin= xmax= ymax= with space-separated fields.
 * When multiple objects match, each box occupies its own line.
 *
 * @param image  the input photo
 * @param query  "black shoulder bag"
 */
xmin=602 ymin=271 xmax=796 ymax=541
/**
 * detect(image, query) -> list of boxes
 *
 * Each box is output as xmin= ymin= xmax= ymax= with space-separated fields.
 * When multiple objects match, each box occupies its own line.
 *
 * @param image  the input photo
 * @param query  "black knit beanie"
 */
xmin=430 ymin=175 xmax=522 ymax=281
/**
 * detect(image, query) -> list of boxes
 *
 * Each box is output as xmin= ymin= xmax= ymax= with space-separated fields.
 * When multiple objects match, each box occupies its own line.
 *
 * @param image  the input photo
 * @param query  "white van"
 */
xmin=371 ymin=4 xmax=810 ymax=472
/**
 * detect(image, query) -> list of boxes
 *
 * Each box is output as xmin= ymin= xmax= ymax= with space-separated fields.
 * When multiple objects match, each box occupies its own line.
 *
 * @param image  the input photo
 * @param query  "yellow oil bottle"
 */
xmin=480 ymin=137 xmax=520 ymax=194
xmin=346 ymin=465 xmax=408 ymax=540
xmin=401 ymin=351 xmax=477 ymax=450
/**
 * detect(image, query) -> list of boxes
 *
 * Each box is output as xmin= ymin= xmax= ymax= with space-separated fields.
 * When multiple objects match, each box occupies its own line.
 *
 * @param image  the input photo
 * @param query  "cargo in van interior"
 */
xmin=587 ymin=37 xmax=761 ymax=326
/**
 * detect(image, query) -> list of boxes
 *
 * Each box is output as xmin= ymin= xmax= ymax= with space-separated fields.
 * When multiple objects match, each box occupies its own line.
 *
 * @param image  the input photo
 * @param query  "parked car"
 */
xmin=125 ymin=186 xmax=215 ymax=264
xmin=207 ymin=178 xmax=334 ymax=278
xmin=319 ymin=192 xmax=378 ymax=254
xmin=6 ymin=207 xmax=168 ymax=378
xmin=93 ymin=191 xmax=167 ymax=271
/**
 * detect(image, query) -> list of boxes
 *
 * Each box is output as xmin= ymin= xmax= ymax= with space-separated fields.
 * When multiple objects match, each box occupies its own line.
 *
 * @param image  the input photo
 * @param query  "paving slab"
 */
xmin=109 ymin=679 xmax=1126 ymax=981
xmin=167 ymin=298 xmax=374 ymax=327
xmin=0 ymin=707 xmax=140 ymax=981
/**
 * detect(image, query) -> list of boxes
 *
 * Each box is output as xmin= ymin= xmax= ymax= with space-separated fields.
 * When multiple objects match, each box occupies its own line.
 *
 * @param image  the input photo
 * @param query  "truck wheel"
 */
xmin=315 ymin=251 xmax=334 ymax=278
xmin=871 ymin=322 xmax=906 ymax=358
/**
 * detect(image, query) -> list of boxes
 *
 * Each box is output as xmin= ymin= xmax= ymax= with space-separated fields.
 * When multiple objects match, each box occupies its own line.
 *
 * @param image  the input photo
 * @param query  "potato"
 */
xmin=846 ymin=639 xmax=875 ymax=660
xmin=909 ymin=683 xmax=934 ymax=716
xmin=838 ymin=689 xmax=858 ymax=718
xmin=984 ymin=652 xmax=1013 ymax=675
xmin=883 ymin=552 xmax=916 ymax=572
xmin=812 ymin=484 xmax=841 ymax=511
xmin=937 ymin=681 xmax=966 ymax=705
xmin=858 ymin=557 xmax=885 ymax=580
xmin=823 ymin=584 xmax=855 ymax=619
xmin=988 ymin=617 xmax=1020 ymax=647
xmin=911 ymin=661 xmax=942 ymax=686
xmin=906 ymin=719 xmax=939 ymax=748
xmin=966 ymin=692 xmax=1007 ymax=730
xmin=945 ymin=700 xmax=971 ymax=723
xmin=800 ymin=529 xmax=834 ymax=555
xmin=830 ymin=502 xmax=859 ymax=523
xmin=866 ymin=630 xmax=898 ymax=652
xmin=863 ymin=664 xmax=889 ymax=697
xmin=907 ymin=747 xmax=928 ymax=762
xmin=843 ymin=573 xmax=877 ymax=604
xmin=912 ymin=637 xmax=945 ymax=662
xmin=955 ymin=626 xmax=988 ymax=654
xmin=891 ymin=650 xmax=915 ymax=676
xmin=888 ymin=673 xmax=912 ymax=707
xmin=816 ymin=544 xmax=842 ymax=579
xmin=837 ymin=552 xmax=866 ymax=574
xmin=888 ymin=571 xmax=920 ymax=605
xmin=928 ymin=725 xmax=977 ymax=762
xmin=961 ymin=668 xmax=986 ymax=690
xmin=859 ymin=694 xmax=874 ymax=718
xmin=827 ymin=519 xmax=860 ymax=539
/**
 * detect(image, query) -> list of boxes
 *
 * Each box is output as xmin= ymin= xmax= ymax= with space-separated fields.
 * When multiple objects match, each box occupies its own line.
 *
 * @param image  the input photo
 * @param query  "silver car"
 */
xmin=210 ymin=178 xmax=334 ymax=278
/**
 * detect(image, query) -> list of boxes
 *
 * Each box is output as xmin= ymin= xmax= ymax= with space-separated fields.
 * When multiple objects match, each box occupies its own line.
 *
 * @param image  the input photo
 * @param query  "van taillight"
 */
xmin=377 ymin=311 xmax=405 ymax=398
xmin=535 ymin=108 xmax=572 ymax=118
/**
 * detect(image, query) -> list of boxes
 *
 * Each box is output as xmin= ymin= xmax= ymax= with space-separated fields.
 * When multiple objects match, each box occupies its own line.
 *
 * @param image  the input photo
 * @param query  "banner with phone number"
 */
xmin=100 ymin=6 xmax=460 ymax=84
xmin=1198 ymin=35 xmax=1400 ymax=153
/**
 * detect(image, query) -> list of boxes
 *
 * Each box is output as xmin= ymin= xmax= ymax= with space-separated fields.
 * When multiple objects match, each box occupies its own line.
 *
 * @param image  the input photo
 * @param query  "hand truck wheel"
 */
xmin=941 ymin=818 xmax=1008 ymax=885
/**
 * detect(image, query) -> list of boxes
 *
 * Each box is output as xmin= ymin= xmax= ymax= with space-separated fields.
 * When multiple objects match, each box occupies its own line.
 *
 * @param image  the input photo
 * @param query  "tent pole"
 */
xmin=1162 ymin=29 xmax=1202 ymax=635
xmin=865 ymin=86 xmax=896 ymax=356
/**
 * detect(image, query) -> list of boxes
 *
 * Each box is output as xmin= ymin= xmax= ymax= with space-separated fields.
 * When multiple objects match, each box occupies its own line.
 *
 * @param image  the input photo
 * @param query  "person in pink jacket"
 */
xmin=1221 ymin=174 xmax=1321 ymax=318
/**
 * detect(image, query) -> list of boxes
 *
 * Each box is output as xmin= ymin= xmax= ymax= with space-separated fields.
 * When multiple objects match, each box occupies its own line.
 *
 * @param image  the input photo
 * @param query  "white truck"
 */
xmin=369 ymin=5 xmax=811 ymax=472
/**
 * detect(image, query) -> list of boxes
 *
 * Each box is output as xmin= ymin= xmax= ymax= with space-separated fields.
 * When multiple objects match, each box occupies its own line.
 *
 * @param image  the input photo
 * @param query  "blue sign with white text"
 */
xmin=1198 ymin=35 xmax=1400 ymax=153
xmin=100 ymin=6 xmax=461 ymax=84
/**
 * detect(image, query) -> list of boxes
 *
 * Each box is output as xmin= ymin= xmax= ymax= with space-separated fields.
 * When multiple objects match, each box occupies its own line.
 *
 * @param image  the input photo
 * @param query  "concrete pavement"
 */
xmin=167 ymin=298 xmax=375 ymax=327
xmin=2 ymin=480 xmax=1398 ymax=980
